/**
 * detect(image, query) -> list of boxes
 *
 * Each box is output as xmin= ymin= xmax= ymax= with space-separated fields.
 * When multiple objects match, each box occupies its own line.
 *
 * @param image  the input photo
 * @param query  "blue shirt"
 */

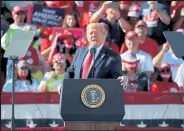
xmin=3 ymin=78 xmax=39 ymax=92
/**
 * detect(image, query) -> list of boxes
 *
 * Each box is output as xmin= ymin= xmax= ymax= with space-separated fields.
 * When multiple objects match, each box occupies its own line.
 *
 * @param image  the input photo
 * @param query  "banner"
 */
xmin=1 ymin=92 xmax=184 ymax=129
xmin=27 ymin=4 xmax=65 ymax=27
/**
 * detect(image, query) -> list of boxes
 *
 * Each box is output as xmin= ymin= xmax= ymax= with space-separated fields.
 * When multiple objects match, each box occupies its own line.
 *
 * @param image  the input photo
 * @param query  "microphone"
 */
xmin=90 ymin=45 xmax=97 ymax=55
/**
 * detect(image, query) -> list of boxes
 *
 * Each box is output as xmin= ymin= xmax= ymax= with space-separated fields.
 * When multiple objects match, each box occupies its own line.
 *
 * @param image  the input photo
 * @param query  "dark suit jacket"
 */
xmin=64 ymin=46 xmax=125 ymax=79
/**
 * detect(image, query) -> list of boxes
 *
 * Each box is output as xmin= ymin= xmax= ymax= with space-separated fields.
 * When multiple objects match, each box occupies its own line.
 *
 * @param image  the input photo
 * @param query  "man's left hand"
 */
xmin=118 ymin=75 xmax=129 ymax=87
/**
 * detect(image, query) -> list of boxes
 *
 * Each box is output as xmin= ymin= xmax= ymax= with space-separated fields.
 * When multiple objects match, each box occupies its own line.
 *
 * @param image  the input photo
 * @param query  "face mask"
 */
xmin=17 ymin=72 xmax=28 ymax=80
xmin=160 ymin=68 xmax=171 ymax=81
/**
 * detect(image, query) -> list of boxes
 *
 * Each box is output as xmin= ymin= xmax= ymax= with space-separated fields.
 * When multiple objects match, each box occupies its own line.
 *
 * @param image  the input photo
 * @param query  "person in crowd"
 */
xmin=139 ymin=1 xmax=171 ymax=46
xmin=38 ymin=53 xmax=66 ymax=92
xmin=153 ymin=29 xmax=184 ymax=81
xmin=3 ymin=60 xmax=39 ymax=92
xmin=127 ymin=4 xmax=141 ymax=27
xmin=62 ymin=12 xmax=80 ymax=28
xmin=89 ymin=1 xmax=132 ymax=50
xmin=58 ymin=23 xmax=128 ymax=94
xmin=120 ymin=20 xmax=159 ymax=58
xmin=122 ymin=52 xmax=142 ymax=92
xmin=19 ymin=36 xmax=50 ymax=82
xmin=121 ymin=31 xmax=154 ymax=78
xmin=75 ymin=1 xmax=103 ymax=28
xmin=1 ymin=6 xmax=37 ymax=81
xmin=175 ymin=62 xmax=184 ymax=91
xmin=119 ymin=1 xmax=143 ymax=20
xmin=151 ymin=63 xmax=182 ymax=93
xmin=41 ymin=13 xmax=80 ymax=62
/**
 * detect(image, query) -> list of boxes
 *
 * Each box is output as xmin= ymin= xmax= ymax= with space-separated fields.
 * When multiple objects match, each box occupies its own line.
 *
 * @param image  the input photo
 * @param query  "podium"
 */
xmin=59 ymin=79 xmax=125 ymax=130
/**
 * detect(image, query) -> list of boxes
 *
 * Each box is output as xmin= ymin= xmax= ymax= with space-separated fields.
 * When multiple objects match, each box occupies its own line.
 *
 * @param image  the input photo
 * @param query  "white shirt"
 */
xmin=121 ymin=50 xmax=154 ymax=73
xmin=162 ymin=51 xmax=184 ymax=81
xmin=3 ymin=78 xmax=39 ymax=92
xmin=1 ymin=23 xmax=37 ymax=50
xmin=175 ymin=63 xmax=184 ymax=90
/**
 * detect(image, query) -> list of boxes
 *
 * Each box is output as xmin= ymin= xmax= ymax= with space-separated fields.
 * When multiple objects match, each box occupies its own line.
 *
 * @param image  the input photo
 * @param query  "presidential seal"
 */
xmin=81 ymin=84 xmax=105 ymax=108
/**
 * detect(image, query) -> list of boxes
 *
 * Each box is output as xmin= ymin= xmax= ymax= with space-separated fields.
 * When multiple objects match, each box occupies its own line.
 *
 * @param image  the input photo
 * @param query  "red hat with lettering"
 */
xmin=135 ymin=20 xmax=148 ymax=29
xmin=160 ymin=63 xmax=171 ymax=70
xmin=52 ymin=53 xmax=66 ymax=63
xmin=12 ymin=6 xmax=25 ymax=16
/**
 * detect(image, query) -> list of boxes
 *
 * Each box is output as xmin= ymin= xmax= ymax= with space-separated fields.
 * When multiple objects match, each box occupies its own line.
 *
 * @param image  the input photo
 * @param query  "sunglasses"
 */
xmin=161 ymin=68 xmax=170 ymax=72
xmin=55 ymin=61 xmax=64 ymax=64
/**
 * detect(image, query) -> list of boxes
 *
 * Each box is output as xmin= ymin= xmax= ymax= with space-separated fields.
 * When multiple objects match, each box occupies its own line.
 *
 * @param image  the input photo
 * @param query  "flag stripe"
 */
xmin=1 ymin=92 xmax=184 ymax=104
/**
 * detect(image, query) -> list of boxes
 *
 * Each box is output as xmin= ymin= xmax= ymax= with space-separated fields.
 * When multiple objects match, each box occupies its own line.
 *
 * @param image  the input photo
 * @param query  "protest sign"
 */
xmin=27 ymin=4 xmax=65 ymax=27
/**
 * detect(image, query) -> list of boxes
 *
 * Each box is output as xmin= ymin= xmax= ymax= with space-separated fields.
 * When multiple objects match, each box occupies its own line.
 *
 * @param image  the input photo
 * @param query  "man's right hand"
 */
xmin=102 ymin=1 xmax=113 ymax=11
xmin=161 ymin=42 xmax=170 ymax=53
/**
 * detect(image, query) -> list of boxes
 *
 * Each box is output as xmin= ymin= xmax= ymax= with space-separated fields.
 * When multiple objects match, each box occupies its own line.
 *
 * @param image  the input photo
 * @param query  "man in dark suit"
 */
xmin=58 ymin=23 xmax=128 ymax=93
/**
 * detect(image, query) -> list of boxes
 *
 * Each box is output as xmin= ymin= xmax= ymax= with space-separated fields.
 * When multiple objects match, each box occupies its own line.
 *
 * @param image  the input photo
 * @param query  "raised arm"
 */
xmin=89 ymin=1 xmax=113 ymax=23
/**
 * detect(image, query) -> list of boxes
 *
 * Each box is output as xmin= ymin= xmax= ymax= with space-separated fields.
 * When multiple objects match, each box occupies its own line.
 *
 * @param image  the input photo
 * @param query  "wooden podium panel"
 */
xmin=66 ymin=121 xmax=119 ymax=130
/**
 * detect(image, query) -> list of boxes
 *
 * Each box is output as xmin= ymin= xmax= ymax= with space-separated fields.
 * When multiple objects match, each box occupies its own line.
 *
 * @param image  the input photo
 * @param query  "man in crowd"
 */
xmin=121 ymin=31 xmax=154 ymax=78
xmin=1 ymin=6 xmax=37 ymax=81
xmin=58 ymin=23 xmax=128 ymax=93
xmin=120 ymin=20 xmax=159 ymax=58
xmin=139 ymin=1 xmax=171 ymax=46
xmin=89 ymin=1 xmax=132 ymax=49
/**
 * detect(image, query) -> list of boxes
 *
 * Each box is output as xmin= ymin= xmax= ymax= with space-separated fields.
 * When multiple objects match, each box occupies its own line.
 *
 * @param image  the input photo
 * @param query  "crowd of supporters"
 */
xmin=1 ymin=1 xmax=184 ymax=93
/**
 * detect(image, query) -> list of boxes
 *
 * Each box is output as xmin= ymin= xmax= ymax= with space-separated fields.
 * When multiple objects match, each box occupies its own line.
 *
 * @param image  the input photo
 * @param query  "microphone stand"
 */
xmin=90 ymin=47 xmax=97 ymax=78
xmin=10 ymin=56 xmax=18 ymax=131
xmin=92 ymin=53 xmax=96 ymax=78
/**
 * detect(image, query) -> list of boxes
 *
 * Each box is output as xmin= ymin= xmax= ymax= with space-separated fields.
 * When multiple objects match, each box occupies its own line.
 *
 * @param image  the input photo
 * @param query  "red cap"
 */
xmin=135 ymin=20 xmax=147 ymax=29
xmin=160 ymin=63 xmax=171 ymax=70
xmin=125 ymin=32 xmax=138 ymax=40
xmin=52 ymin=53 xmax=66 ymax=63
xmin=12 ymin=6 xmax=25 ymax=15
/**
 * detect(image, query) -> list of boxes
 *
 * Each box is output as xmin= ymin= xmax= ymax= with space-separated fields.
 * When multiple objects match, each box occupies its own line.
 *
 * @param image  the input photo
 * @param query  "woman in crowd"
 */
xmin=3 ymin=60 xmax=39 ymax=92
xmin=38 ymin=53 xmax=66 ymax=92
xmin=151 ymin=63 xmax=182 ymax=93
xmin=122 ymin=52 xmax=142 ymax=92
xmin=62 ymin=12 xmax=80 ymax=28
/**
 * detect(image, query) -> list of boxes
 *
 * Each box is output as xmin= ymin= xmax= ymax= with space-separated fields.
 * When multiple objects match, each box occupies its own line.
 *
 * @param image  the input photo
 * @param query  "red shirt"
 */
xmin=151 ymin=81 xmax=181 ymax=93
xmin=120 ymin=37 xmax=159 ymax=58
xmin=76 ymin=1 xmax=102 ymax=28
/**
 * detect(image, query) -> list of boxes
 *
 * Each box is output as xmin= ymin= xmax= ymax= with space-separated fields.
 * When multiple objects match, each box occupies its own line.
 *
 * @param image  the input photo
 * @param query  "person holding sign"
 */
xmin=1 ymin=6 xmax=37 ymax=81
